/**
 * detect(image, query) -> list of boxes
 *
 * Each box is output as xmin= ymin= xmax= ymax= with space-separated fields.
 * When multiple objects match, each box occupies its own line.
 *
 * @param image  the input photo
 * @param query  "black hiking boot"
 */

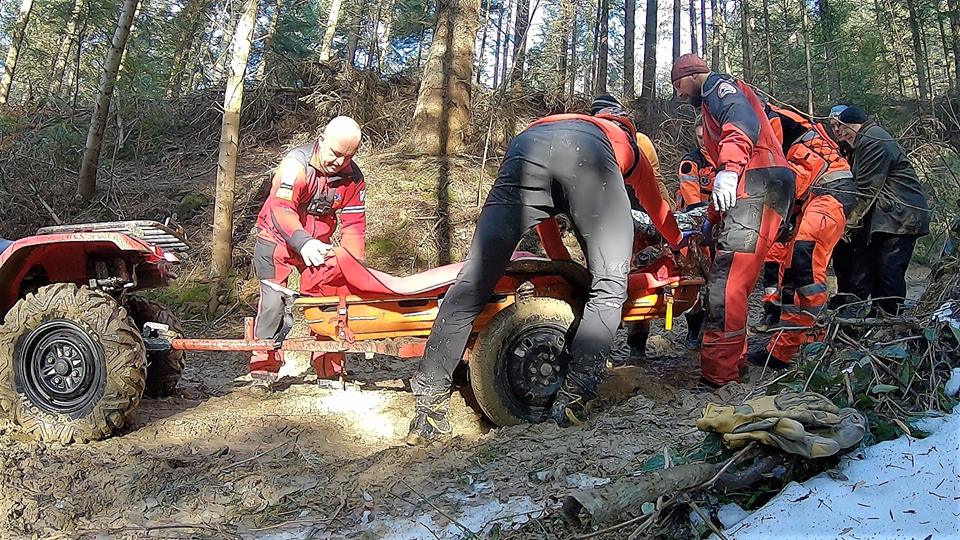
xmin=752 ymin=302 xmax=782 ymax=333
xmin=627 ymin=324 xmax=649 ymax=361
xmin=405 ymin=391 xmax=452 ymax=446
xmin=684 ymin=310 xmax=705 ymax=350
xmin=550 ymin=382 xmax=590 ymax=427
xmin=747 ymin=349 xmax=791 ymax=370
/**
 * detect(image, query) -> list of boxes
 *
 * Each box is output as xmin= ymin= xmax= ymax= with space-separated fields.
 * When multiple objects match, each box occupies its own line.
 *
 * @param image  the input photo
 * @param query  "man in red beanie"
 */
xmin=671 ymin=53 xmax=795 ymax=387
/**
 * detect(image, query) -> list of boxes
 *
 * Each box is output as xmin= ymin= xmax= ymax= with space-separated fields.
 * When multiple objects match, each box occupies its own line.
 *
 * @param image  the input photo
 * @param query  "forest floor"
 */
xmin=0 ymin=268 xmax=932 ymax=540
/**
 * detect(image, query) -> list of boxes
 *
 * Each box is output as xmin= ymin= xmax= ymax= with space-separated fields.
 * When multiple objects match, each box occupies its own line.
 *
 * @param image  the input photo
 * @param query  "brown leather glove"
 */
xmin=722 ymin=408 xmax=867 ymax=459
xmin=697 ymin=391 xmax=842 ymax=434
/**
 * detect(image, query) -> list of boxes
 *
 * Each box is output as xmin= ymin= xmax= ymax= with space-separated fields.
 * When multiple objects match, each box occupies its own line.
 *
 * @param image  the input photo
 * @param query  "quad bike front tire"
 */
xmin=470 ymin=297 xmax=574 ymax=426
xmin=125 ymin=295 xmax=185 ymax=398
xmin=0 ymin=284 xmax=147 ymax=444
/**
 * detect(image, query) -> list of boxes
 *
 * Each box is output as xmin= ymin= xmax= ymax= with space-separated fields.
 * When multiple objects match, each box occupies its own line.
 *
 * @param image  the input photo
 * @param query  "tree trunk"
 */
xmin=740 ymin=0 xmax=753 ymax=80
xmin=719 ymin=0 xmax=731 ymax=72
xmin=761 ymin=0 xmax=773 ymax=90
xmin=920 ymin=8 xmax=934 ymax=98
xmin=500 ymin=0 xmax=515 ymax=88
xmin=320 ymin=0 xmax=344 ymax=62
xmin=345 ymin=1 xmax=365 ymax=68
xmin=799 ymin=0 xmax=813 ymax=115
xmin=210 ymin=0 xmax=260 ymax=278
xmin=50 ymin=0 xmax=83 ymax=96
xmin=673 ymin=0 xmax=681 ymax=61
xmin=949 ymin=0 xmax=960 ymax=93
xmin=700 ymin=0 xmax=708 ymax=56
xmin=937 ymin=5 xmax=954 ymax=92
xmin=824 ymin=0 xmax=843 ymax=100
xmin=366 ymin=0 xmax=384 ymax=70
xmin=475 ymin=0 xmax=491 ymax=83
xmin=689 ymin=0 xmax=699 ymax=54
xmin=492 ymin=1 xmax=504 ymax=88
xmin=905 ymin=0 xmax=930 ymax=101
xmin=409 ymin=0 xmax=481 ymax=156
xmin=256 ymin=0 xmax=284 ymax=80
xmin=166 ymin=0 xmax=208 ymax=96
xmin=596 ymin=0 xmax=609 ymax=93
xmin=881 ymin=0 xmax=908 ymax=97
xmin=416 ymin=20 xmax=426 ymax=68
xmin=116 ymin=1 xmax=143 ymax=84
xmin=76 ymin=0 xmax=140 ymax=201
xmin=558 ymin=0 xmax=575 ymax=101
xmin=568 ymin=0 xmax=578 ymax=100
xmin=587 ymin=0 xmax=599 ymax=92
xmin=212 ymin=1 xmax=240 ymax=83
xmin=625 ymin=0 xmax=636 ymax=100
xmin=711 ymin=0 xmax=720 ymax=67
xmin=510 ymin=0 xmax=530 ymax=88
xmin=641 ymin=0 xmax=658 ymax=98
xmin=379 ymin=0 xmax=396 ymax=68
xmin=0 ymin=0 xmax=36 ymax=104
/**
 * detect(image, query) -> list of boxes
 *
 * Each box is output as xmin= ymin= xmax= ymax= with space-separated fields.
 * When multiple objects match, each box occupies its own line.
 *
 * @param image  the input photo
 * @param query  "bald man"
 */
xmin=251 ymin=116 xmax=365 ymax=389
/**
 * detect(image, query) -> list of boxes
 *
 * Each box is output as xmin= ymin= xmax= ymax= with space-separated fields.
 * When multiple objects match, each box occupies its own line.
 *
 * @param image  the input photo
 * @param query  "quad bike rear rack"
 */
xmin=37 ymin=220 xmax=191 ymax=254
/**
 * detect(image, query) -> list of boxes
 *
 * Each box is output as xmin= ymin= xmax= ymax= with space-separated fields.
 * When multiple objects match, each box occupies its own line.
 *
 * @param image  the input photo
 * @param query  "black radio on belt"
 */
xmin=306 ymin=186 xmax=337 ymax=217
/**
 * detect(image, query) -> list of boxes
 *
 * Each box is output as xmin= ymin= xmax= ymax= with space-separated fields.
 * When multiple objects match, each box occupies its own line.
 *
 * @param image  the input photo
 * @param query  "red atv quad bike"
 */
xmin=0 ymin=221 xmax=188 ymax=444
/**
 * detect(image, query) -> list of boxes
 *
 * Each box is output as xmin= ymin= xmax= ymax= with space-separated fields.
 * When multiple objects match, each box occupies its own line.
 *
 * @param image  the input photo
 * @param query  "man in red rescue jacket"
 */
xmin=405 ymin=96 xmax=694 ymax=444
xmin=252 ymin=116 xmax=366 ymax=389
xmin=671 ymin=54 xmax=795 ymax=387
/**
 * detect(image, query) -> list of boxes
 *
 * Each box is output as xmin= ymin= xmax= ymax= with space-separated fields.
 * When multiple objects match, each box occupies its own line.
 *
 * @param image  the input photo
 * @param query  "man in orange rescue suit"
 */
xmin=749 ymin=104 xmax=860 ymax=368
xmin=671 ymin=54 xmax=795 ymax=387
xmin=674 ymin=115 xmax=715 ymax=349
xmin=676 ymin=115 xmax=715 ymax=210
xmin=251 ymin=116 xmax=366 ymax=389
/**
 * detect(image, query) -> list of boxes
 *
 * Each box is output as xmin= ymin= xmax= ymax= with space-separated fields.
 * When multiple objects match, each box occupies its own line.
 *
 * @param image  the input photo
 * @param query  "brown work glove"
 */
xmin=697 ymin=391 xmax=842 ymax=434
xmin=723 ymin=408 xmax=867 ymax=459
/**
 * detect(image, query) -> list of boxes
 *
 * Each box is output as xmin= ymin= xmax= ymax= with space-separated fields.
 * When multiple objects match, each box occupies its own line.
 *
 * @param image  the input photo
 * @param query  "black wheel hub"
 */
xmin=15 ymin=319 xmax=106 ymax=415
xmin=500 ymin=324 xmax=568 ymax=410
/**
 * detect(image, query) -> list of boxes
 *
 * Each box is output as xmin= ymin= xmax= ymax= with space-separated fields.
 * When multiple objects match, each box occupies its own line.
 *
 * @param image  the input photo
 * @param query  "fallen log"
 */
xmin=563 ymin=454 xmax=789 ymax=526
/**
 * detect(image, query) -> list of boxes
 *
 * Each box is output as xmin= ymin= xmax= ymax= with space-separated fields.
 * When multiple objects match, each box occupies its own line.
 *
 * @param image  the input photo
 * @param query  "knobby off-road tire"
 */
xmin=0 ymin=284 xmax=147 ymax=444
xmin=470 ymin=297 xmax=575 ymax=426
xmin=125 ymin=295 xmax=185 ymax=398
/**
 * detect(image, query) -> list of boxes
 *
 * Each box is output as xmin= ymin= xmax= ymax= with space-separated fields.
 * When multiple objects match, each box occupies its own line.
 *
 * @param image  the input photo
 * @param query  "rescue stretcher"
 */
xmin=152 ymin=210 xmax=708 ymax=426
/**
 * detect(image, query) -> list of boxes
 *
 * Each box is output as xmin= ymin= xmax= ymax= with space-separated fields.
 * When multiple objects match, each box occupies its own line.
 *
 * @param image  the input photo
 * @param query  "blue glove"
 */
xmin=701 ymin=219 xmax=714 ymax=239
xmin=673 ymin=229 xmax=702 ymax=250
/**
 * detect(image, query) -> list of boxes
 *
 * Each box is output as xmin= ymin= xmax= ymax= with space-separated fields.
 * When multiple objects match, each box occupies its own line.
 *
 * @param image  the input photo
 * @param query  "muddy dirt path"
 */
xmin=0 ymin=267 xmax=931 ymax=539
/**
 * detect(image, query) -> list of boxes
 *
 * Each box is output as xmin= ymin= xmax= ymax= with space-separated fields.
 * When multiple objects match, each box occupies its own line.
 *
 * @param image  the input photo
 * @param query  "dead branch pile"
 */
xmin=770 ymin=263 xmax=960 ymax=441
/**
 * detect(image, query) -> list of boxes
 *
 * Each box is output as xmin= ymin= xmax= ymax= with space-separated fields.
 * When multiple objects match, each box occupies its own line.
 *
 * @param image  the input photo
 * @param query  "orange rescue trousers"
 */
xmin=765 ymin=193 xmax=846 ymax=363
xmin=701 ymin=167 xmax=794 ymax=385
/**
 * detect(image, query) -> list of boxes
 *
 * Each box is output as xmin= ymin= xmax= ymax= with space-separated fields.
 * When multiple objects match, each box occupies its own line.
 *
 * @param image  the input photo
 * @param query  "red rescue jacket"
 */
xmin=256 ymin=142 xmax=366 ymax=260
xmin=699 ymin=73 xmax=789 ymax=180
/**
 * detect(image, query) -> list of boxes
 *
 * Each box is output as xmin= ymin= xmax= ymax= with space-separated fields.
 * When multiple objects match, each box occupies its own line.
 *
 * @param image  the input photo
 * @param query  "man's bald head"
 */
xmin=315 ymin=116 xmax=362 ymax=174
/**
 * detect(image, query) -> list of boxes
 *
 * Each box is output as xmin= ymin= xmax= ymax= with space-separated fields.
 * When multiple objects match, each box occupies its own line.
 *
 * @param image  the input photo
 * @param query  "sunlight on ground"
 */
xmin=312 ymin=389 xmax=399 ymax=440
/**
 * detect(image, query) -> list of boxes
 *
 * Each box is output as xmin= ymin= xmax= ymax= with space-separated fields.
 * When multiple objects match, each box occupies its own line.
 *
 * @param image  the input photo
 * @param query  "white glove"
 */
xmin=299 ymin=239 xmax=332 ymax=267
xmin=712 ymin=170 xmax=739 ymax=212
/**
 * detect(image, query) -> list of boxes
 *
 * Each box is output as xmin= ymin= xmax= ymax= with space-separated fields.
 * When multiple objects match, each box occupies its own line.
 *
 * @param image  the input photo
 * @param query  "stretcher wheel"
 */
xmin=0 ymin=284 xmax=146 ymax=443
xmin=470 ymin=297 xmax=574 ymax=426
xmin=124 ymin=296 xmax=185 ymax=398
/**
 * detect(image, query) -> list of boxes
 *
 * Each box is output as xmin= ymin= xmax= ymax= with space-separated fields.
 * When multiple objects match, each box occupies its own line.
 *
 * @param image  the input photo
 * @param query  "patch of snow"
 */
xmin=715 ymin=408 xmax=960 ymax=540
xmin=716 ymin=502 xmax=752 ymax=529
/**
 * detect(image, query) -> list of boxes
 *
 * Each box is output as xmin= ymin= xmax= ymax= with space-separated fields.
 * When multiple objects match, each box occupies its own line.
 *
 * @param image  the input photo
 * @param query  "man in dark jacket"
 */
xmin=404 ymin=98 xmax=691 ymax=444
xmin=833 ymin=106 xmax=931 ymax=315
